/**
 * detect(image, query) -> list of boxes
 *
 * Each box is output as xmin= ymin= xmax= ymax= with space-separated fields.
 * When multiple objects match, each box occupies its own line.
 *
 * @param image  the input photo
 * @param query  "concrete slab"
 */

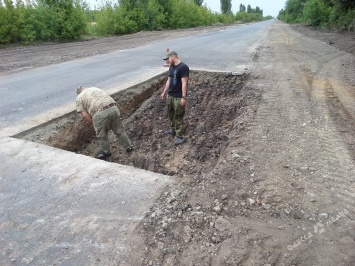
xmin=0 ymin=137 xmax=173 ymax=265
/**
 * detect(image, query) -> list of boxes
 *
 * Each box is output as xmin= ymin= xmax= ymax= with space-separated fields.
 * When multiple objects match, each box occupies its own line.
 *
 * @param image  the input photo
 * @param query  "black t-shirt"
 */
xmin=168 ymin=62 xmax=189 ymax=98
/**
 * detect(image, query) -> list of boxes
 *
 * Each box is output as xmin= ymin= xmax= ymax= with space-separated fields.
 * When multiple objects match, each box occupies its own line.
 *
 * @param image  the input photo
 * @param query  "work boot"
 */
xmin=96 ymin=150 xmax=111 ymax=160
xmin=174 ymin=136 xmax=185 ymax=145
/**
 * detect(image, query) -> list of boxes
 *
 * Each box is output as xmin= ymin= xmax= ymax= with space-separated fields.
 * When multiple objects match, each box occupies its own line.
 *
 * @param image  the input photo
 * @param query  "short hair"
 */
xmin=77 ymin=86 xmax=85 ymax=95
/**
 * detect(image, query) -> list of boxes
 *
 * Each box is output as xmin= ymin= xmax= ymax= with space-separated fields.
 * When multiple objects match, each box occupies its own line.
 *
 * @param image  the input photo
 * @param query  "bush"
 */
xmin=145 ymin=0 xmax=165 ymax=30
xmin=281 ymin=0 xmax=355 ymax=31
xmin=0 ymin=0 xmax=86 ymax=44
xmin=0 ymin=0 xmax=19 ymax=43
xmin=329 ymin=8 xmax=355 ymax=30
xmin=236 ymin=11 xmax=263 ymax=23
xmin=0 ymin=0 xmax=273 ymax=43
xmin=303 ymin=0 xmax=332 ymax=27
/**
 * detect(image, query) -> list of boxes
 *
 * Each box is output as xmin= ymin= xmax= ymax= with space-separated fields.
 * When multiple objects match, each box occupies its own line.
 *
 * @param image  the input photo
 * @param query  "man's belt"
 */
xmin=99 ymin=103 xmax=116 ymax=112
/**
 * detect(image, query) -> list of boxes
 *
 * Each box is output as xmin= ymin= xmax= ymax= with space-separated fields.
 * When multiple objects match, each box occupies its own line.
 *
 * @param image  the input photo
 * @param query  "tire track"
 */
xmin=215 ymin=22 xmax=355 ymax=265
xmin=251 ymin=23 xmax=355 ymax=212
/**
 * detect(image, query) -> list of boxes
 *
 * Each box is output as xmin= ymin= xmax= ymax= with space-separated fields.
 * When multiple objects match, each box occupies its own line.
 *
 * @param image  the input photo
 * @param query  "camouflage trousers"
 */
xmin=93 ymin=106 xmax=131 ymax=153
xmin=166 ymin=95 xmax=185 ymax=137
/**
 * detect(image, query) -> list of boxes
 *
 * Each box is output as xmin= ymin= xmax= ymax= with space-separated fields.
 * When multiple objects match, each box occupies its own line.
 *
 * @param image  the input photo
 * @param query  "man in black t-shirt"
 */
xmin=160 ymin=50 xmax=189 ymax=145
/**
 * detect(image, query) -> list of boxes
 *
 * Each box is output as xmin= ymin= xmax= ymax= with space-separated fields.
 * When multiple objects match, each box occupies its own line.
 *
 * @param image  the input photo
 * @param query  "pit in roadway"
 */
xmin=17 ymin=71 xmax=258 ymax=178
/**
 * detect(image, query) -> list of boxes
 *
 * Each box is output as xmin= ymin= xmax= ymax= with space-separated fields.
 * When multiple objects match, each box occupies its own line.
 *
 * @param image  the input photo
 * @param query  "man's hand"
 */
xmin=161 ymin=77 xmax=170 ymax=100
xmin=81 ymin=111 xmax=93 ymax=124
xmin=160 ymin=92 xmax=166 ymax=100
xmin=180 ymin=98 xmax=186 ymax=106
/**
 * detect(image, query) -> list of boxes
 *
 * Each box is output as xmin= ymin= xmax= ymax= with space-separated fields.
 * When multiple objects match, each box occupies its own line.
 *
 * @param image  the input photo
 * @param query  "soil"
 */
xmin=4 ymin=22 xmax=355 ymax=265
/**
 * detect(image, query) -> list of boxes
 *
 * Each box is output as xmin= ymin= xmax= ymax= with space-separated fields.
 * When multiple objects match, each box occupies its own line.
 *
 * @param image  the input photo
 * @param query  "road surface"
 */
xmin=0 ymin=20 xmax=273 ymax=136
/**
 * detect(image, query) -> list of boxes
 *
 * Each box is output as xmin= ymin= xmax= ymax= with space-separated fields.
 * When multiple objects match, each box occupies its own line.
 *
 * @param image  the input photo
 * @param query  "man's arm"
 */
xmin=180 ymin=76 xmax=188 ymax=106
xmin=81 ymin=111 xmax=93 ymax=124
xmin=160 ymin=77 xmax=171 ymax=100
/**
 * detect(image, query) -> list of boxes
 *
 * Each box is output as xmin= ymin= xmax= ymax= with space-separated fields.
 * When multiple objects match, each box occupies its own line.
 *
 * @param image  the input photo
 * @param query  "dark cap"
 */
xmin=163 ymin=50 xmax=177 ymax=60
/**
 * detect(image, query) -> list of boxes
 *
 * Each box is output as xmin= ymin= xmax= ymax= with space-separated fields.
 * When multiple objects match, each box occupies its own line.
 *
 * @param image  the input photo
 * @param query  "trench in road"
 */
xmin=14 ymin=70 xmax=258 ymax=177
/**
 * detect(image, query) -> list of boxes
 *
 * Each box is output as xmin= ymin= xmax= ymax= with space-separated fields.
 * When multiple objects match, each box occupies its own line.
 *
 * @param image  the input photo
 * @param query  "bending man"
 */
xmin=76 ymin=86 xmax=133 ymax=160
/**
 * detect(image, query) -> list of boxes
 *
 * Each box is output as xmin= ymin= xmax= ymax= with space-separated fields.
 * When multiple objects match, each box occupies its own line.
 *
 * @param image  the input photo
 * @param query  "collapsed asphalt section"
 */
xmin=17 ymin=71 xmax=250 ymax=177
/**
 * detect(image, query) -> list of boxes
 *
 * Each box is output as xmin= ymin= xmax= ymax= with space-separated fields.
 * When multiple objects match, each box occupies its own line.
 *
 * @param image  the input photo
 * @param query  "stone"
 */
xmin=248 ymin=198 xmax=256 ymax=206
xmin=215 ymin=217 xmax=232 ymax=231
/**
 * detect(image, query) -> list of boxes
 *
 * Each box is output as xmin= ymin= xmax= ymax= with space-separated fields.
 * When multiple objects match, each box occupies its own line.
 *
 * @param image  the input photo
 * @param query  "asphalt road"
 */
xmin=0 ymin=20 xmax=273 ymax=136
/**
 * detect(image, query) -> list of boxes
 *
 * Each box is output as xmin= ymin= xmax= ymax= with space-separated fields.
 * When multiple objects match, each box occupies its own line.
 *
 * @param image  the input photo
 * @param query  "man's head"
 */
xmin=163 ymin=50 xmax=178 ymax=60
xmin=77 ymin=86 xmax=85 ymax=95
xmin=163 ymin=50 xmax=179 ymax=66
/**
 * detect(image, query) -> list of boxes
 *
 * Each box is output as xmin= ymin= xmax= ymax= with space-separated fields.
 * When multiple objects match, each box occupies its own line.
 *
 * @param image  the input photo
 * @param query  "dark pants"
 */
xmin=166 ymin=95 xmax=185 ymax=137
xmin=93 ymin=106 xmax=131 ymax=153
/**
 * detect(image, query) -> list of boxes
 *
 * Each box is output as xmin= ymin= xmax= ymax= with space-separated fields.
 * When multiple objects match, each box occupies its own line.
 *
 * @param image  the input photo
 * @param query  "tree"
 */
xmin=0 ymin=0 xmax=18 ymax=43
xmin=119 ymin=0 xmax=148 ymax=10
xmin=193 ymin=0 xmax=204 ymax=6
xmin=303 ymin=0 xmax=331 ymax=26
xmin=328 ymin=0 xmax=355 ymax=30
xmin=282 ymin=0 xmax=307 ymax=22
xmin=220 ymin=0 xmax=231 ymax=14
xmin=247 ymin=4 xmax=251 ymax=13
xmin=280 ymin=0 xmax=354 ymax=30
xmin=254 ymin=6 xmax=263 ymax=15
xmin=331 ymin=0 xmax=355 ymax=10
xmin=239 ymin=3 xmax=245 ymax=12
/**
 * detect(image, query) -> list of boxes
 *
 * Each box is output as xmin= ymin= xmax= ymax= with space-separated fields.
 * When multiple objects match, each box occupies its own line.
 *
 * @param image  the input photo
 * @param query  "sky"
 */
xmin=203 ymin=0 xmax=286 ymax=17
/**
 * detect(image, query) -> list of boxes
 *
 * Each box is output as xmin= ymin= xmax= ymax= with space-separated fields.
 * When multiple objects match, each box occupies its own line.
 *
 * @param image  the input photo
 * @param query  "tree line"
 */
xmin=0 ymin=0 xmax=272 ymax=44
xmin=279 ymin=0 xmax=355 ymax=30
xmin=0 ymin=0 xmax=87 ymax=43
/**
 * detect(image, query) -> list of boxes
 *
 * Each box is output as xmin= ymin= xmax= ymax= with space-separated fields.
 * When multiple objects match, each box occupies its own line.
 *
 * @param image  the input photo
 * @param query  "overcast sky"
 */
xmin=204 ymin=0 xmax=286 ymax=17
